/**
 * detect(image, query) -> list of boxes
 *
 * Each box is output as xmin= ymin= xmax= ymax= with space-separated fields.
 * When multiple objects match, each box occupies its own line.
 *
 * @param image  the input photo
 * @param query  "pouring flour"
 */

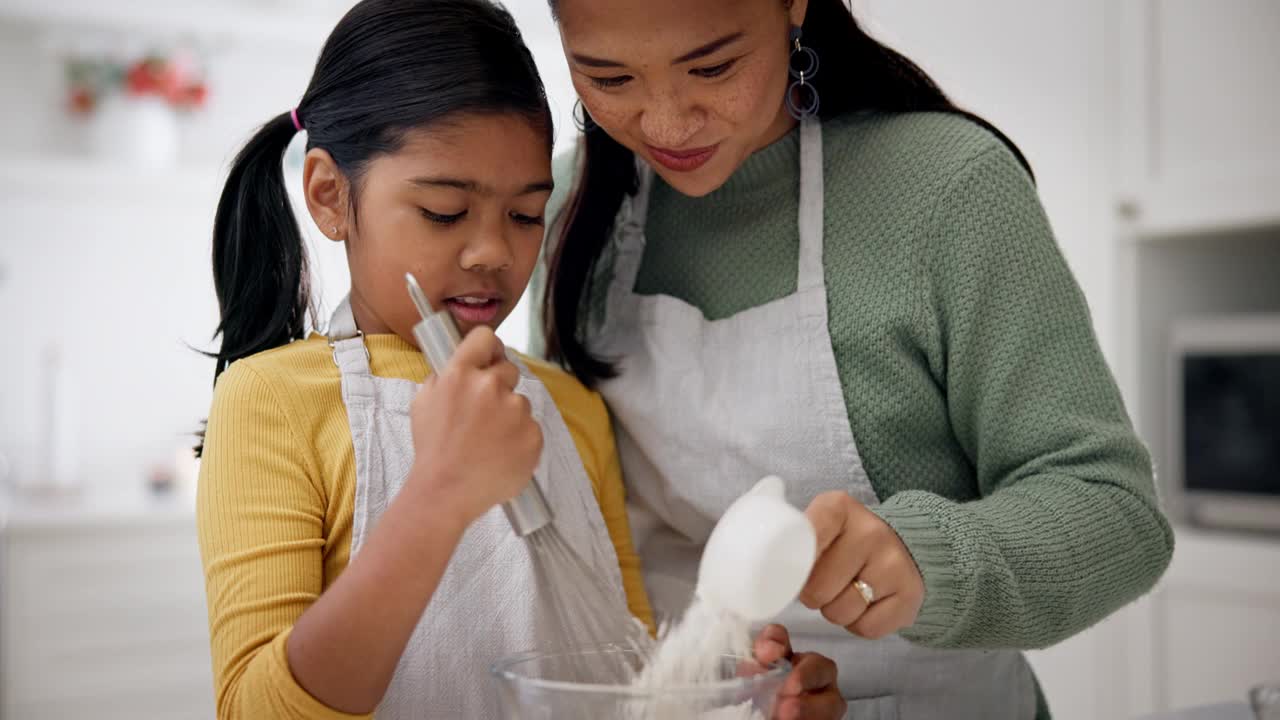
xmin=629 ymin=476 xmax=817 ymax=699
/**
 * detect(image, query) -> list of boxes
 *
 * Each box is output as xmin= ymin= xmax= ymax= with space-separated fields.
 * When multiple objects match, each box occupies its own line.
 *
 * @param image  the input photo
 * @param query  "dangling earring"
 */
xmin=572 ymin=98 xmax=599 ymax=133
xmin=785 ymin=25 xmax=820 ymax=120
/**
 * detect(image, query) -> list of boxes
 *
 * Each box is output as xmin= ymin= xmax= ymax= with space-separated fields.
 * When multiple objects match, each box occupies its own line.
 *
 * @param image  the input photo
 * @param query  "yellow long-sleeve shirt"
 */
xmin=197 ymin=333 xmax=653 ymax=720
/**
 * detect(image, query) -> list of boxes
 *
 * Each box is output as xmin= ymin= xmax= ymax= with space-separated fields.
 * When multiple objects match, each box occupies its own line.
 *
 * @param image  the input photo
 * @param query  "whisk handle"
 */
xmin=411 ymin=310 xmax=553 ymax=537
xmin=502 ymin=481 xmax=552 ymax=536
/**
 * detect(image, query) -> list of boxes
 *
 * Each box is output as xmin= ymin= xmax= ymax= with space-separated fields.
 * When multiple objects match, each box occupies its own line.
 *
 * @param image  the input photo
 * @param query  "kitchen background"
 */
xmin=0 ymin=1 xmax=1277 ymax=718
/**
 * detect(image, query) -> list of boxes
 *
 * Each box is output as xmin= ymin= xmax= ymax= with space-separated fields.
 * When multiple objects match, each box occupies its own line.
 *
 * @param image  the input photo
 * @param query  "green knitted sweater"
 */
xmin=530 ymin=112 xmax=1172 ymax=714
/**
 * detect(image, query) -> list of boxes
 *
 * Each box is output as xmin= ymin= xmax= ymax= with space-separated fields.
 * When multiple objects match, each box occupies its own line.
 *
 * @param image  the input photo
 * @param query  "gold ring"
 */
xmin=854 ymin=579 xmax=876 ymax=605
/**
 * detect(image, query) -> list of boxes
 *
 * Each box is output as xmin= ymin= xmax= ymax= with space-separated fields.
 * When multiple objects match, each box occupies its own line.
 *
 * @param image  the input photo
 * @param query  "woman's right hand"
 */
xmin=408 ymin=326 xmax=542 ymax=524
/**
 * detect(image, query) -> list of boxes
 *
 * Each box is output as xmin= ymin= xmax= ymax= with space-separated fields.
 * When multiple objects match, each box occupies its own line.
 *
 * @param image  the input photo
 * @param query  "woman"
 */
xmin=531 ymin=0 xmax=1174 ymax=717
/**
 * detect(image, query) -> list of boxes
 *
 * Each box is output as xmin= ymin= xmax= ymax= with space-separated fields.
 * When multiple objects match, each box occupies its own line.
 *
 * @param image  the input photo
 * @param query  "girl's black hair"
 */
xmin=543 ymin=0 xmax=1033 ymax=386
xmin=198 ymin=0 xmax=551 ymax=455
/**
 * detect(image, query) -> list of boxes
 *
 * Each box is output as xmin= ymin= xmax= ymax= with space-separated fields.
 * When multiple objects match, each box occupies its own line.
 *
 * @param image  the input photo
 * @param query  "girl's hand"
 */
xmin=799 ymin=492 xmax=925 ymax=639
xmin=408 ymin=326 xmax=541 ymax=524
xmin=753 ymin=625 xmax=846 ymax=720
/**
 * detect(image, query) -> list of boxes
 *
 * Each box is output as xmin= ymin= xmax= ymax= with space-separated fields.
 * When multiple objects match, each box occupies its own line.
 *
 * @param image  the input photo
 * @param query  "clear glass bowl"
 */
xmin=490 ymin=644 xmax=791 ymax=720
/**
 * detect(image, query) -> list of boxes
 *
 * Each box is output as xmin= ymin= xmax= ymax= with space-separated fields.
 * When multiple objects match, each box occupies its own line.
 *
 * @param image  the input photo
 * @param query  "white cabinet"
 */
xmin=1109 ymin=0 xmax=1280 ymax=528
xmin=1146 ymin=1 xmax=1280 ymax=189
xmin=0 ymin=497 xmax=215 ymax=720
xmin=1109 ymin=2 xmax=1280 ymax=718
xmin=1110 ymin=0 xmax=1280 ymax=237
xmin=1149 ymin=530 xmax=1280 ymax=712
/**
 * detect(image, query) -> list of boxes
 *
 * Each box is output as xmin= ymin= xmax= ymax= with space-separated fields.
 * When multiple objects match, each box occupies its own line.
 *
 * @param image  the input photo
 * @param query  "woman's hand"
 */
xmin=408 ymin=326 xmax=542 ymax=524
xmin=753 ymin=625 xmax=846 ymax=720
xmin=800 ymin=491 xmax=925 ymax=639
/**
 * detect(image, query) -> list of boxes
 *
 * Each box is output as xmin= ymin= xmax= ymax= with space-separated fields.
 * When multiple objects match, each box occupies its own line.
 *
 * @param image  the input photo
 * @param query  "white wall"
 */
xmin=0 ymin=17 xmax=328 ymax=494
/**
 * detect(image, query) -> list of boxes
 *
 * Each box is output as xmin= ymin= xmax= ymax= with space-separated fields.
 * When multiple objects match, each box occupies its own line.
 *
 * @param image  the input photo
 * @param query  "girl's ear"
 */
xmin=302 ymin=147 xmax=350 ymax=242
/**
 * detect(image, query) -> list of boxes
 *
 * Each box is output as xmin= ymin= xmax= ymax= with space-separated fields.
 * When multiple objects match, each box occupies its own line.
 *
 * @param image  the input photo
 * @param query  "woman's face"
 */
xmin=555 ymin=0 xmax=807 ymax=197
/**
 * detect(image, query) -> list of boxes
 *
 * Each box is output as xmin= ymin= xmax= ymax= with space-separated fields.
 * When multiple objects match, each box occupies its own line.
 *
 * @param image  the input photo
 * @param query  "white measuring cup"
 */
xmin=696 ymin=476 xmax=818 ymax=622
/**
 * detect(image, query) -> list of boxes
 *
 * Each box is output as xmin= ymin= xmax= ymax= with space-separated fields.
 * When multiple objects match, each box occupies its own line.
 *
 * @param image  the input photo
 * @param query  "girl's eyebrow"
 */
xmin=408 ymin=177 xmax=554 ymax=196
xmin=572 ymin=31 xmax=744 ymax=68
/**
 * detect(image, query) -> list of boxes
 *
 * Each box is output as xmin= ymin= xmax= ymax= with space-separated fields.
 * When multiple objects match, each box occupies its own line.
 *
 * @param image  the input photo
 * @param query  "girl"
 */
xmin=530 ymin=0 xmax=1174 ymax=717
xmin=194 ymin=1 xmax=654 ymax=717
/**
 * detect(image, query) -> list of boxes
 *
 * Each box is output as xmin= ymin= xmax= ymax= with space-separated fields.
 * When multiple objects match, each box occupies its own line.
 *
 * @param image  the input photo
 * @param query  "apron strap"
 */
xmin=327 ymin=296 xmax=373 ymax=380
xmin=605 ymin=121 xmax=824 ymax=316
xmin=632 ymin=156 xmax=657 ymax=224
xmin=601 ymin=159 xmax=655 ymax=328
xmin=333 ymin=338 xmax=373 ymax=379
xmin=797 ymin=117 xmax=825 ymax=292
xmin=328 ymin=296 xmax=361 ymax=341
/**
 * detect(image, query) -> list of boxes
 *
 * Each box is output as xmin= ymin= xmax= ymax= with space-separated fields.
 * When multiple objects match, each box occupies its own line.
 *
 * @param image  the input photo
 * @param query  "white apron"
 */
xmin=590 ymin=118 xmax=1037 ymax=719
xmin=328 ymin=299 xmax=627 ymax=719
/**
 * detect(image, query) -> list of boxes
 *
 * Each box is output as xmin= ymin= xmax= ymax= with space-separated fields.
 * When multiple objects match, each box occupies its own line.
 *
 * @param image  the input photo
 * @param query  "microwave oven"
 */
xmin=1169 ymin=314 xmax=1280 ymax=533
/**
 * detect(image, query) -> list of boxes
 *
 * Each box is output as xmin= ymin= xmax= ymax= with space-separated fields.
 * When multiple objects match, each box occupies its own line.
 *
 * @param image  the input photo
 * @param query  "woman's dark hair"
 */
xmin=197 ymin=0 xmax=551 ymax=455
xmin=543 ymin=0 xmax=1033 ymax=386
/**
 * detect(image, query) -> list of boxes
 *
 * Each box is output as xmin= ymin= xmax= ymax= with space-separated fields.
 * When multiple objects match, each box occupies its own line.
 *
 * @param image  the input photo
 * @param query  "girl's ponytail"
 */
xmin=196 ymin=112 xmax=311 ymax=456
xmin=210 ymin=111 xmax=313 ymax=383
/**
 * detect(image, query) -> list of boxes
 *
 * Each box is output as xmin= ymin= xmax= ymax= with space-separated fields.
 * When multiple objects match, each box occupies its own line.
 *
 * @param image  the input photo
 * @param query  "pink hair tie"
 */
xmin=290 ymin=107 xmax=303 ymax=132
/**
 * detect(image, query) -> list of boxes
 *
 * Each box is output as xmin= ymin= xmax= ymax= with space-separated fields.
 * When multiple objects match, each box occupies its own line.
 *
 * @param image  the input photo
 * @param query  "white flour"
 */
xmin=626 ymin=597 xmax=766 ymax=720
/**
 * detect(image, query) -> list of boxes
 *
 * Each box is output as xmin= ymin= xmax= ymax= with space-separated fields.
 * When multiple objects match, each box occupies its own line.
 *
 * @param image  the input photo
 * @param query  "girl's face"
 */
xmin=555 ymin=0 xmax=806 ymax=198
xmin=307 ymin=113 xmax=552 ymax=342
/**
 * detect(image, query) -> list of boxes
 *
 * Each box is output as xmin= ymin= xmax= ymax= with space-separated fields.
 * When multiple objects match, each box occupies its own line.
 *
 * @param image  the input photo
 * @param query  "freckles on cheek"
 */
xmin=587 ymin=98 xmax=631 ymax=130
xmin=715 ymin=65 xmax=781 ymax=126
xmin=713 ymin=86 xmax=755 ymax=125
xmin=573 ymin=81 xmax=630 ymax=129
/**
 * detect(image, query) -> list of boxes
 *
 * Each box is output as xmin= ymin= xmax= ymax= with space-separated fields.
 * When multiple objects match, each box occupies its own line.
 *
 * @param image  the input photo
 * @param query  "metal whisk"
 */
xmin=405 ymin=273 xmax=552 ymax=535
xmin=404 ymin=273 xmax=651 ymax=669
xmin=407 ymin=270 xmax=650 ymax=671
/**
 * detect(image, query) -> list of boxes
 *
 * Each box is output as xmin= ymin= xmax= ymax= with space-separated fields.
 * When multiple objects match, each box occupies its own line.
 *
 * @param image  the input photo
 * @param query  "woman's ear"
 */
xmin=787 ymin=0 xmax=811 ymax=28
xmin=302 ymin=146 xmax=350 ymax=242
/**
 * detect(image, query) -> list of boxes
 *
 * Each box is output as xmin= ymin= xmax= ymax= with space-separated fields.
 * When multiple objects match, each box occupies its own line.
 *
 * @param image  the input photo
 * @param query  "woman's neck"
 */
xmin=752 ymin=104 xmax=799 ymax=154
